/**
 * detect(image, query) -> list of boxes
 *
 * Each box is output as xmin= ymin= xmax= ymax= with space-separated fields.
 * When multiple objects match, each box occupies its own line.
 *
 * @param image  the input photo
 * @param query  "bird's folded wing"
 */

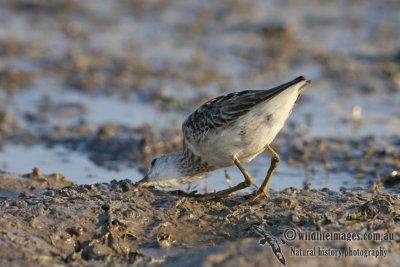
xmin=182 ymin=76 xmax=306 ymax=139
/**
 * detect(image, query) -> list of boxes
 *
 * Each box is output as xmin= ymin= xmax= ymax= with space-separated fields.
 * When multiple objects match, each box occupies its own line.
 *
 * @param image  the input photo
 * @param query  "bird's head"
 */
xmin=136 ymin=153 xmax=185 ymax=188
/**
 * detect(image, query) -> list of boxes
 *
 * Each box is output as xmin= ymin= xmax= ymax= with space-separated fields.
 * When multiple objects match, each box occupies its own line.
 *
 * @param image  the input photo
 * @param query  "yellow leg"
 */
xmin=251 ymin=144 xmax=280 ymax=200
xmin=193 ymin=156 xmax=253 ymax=200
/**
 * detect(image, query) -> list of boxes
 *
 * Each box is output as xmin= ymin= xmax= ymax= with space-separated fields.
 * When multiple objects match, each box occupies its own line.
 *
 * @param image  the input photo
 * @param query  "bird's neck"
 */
xmin=153 ymin=151 xmax=208 ymax=186
xmin=179 ymin=146 xmax=212 ymax=176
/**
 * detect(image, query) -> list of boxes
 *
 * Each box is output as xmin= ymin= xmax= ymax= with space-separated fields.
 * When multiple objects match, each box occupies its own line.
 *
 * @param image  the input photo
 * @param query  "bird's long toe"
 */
xmin=248 ymin=189 xmax=269 ymax=201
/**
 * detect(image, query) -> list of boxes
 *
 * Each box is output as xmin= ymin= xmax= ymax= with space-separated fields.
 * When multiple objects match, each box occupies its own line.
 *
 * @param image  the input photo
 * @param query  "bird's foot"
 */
xmin=247 ymin=189 xmax=269 ymax=201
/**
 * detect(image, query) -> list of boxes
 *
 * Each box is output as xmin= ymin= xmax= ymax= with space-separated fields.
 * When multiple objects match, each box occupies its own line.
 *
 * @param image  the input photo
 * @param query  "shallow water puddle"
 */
xmin=292 ymin=86 xmax=400 ymax=138
xmin=0 ymin=144 xmax=141 ymax=184
xmin=4 ymin=78 xmax=181 ymax=128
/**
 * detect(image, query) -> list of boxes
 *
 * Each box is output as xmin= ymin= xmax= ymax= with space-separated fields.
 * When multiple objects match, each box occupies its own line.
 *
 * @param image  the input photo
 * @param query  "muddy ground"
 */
xmin=0 ymin=0 xmax=400 ymax=266
xmin=0 ymin=170 xmax=399 ymax=266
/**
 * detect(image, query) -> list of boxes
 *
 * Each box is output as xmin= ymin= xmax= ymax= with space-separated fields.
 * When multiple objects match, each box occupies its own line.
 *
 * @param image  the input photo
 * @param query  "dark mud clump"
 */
xmin=0 ymin=173 xmax=399 ymax=266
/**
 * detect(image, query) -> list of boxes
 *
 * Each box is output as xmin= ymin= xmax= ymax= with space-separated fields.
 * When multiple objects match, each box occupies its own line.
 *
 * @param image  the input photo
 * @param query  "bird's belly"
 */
xmin=190 ymin=129 xmax=269 ymax=168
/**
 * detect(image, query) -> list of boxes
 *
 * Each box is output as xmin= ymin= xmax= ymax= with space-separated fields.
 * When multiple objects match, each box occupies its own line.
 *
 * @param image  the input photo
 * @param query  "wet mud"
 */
xmin=0 ymin=171 xmax=399 ymax=266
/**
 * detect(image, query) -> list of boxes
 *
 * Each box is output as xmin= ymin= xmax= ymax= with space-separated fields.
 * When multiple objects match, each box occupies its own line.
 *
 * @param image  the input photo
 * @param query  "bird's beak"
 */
xmin=136 ymin=175 xmax=150 ymax=188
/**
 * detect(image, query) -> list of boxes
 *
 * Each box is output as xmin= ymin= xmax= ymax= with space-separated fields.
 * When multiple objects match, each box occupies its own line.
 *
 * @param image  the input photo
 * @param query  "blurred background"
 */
xmin=0 ymin=0 xmax=399 ymax=192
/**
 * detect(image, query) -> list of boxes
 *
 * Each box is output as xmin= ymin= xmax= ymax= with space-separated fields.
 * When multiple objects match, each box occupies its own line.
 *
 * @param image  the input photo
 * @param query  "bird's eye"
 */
xmin=150 ymin=159 xmax=156 ymax=167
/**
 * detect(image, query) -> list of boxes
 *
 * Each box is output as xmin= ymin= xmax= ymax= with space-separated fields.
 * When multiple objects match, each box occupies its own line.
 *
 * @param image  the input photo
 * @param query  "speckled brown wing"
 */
xmin=182 ymin=76 xmax=307 ymax=143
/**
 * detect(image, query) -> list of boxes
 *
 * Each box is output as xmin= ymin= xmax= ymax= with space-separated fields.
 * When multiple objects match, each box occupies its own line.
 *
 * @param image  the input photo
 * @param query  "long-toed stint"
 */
xmin=137 ymin=76 xmax=310 ymax=200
